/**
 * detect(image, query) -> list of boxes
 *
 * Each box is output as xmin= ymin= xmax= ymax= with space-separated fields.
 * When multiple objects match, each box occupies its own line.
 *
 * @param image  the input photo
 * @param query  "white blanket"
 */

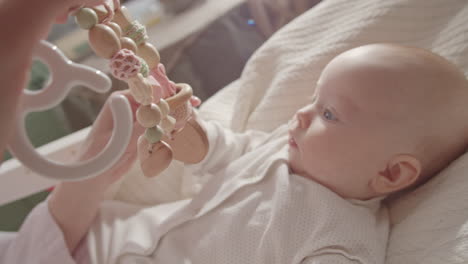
xmin=91 ymin=121 xmax=388 ymax=264
xmin=113 ymin=0 xmax=468 ymax=263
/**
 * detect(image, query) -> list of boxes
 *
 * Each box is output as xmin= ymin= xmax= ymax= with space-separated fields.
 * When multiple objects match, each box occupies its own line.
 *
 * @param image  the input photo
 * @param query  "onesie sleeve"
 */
xmin=186 ymin=118 xmax=270 ymax=174
xmin=0 ymin=201 xmax=88 ymax=264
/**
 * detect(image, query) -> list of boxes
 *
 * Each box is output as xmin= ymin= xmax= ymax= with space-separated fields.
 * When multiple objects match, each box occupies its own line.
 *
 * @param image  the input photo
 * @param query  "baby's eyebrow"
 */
xmin=335 ymin=94 xmax=360 ymax=117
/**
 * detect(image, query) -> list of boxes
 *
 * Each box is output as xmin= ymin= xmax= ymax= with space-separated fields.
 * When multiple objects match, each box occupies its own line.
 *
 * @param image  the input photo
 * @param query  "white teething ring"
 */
xmin=7 ymin=41 xmax=133 ymax=181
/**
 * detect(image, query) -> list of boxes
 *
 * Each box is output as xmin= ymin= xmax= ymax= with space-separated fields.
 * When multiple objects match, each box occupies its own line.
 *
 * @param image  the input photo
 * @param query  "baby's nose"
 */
xmin=296 ymin=110 xmax=311 ymax=129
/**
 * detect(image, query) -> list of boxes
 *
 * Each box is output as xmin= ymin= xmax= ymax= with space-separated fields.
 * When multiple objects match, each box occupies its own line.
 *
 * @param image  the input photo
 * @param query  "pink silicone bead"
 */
xmin=109 ymin=49 xmax=142 ymax=80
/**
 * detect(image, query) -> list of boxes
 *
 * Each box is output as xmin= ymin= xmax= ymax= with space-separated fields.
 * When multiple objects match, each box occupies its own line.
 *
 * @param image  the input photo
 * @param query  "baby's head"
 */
xmin=288 ymin=44 xmax=468 ymax=200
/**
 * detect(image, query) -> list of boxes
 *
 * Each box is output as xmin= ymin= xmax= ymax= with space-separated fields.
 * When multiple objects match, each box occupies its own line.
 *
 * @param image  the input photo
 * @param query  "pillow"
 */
xmin=386 ymin=152 xmax=468 ymax=263
xmin=229 ymin=0 xmax=468 ymax=132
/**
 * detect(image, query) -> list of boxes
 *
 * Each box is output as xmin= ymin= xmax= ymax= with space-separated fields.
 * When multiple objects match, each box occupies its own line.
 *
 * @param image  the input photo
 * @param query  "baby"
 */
xmin=13 ymin=43 xmax=468 ymax=264
xmin=79 ymin=44 xmax=468 ymax=264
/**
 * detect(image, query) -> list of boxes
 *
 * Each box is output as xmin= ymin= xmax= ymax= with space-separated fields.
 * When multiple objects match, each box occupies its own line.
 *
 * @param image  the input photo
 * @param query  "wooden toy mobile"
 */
xmin=73 ymin=0 xmax=208 ymax=177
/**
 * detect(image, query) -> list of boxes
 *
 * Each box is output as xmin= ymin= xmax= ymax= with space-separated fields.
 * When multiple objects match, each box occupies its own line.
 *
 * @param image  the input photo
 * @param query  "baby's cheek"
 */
xmin=309 ymin=118 xmax=327 ymax=132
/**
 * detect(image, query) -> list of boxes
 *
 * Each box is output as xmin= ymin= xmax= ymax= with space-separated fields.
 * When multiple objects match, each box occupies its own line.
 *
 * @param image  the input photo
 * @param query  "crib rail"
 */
xmin=0 ymin=127 xmax=89 ymax=205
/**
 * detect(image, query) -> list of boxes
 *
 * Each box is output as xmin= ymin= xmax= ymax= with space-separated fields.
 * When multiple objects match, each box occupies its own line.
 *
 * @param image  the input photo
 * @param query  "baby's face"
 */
xmin=288 ymin=44 xmax=467 ymax=199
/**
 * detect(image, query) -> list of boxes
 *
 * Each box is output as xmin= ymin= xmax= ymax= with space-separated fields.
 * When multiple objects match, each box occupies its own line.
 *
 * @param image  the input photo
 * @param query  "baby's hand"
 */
xmin=73 ymin=90 xmax=144 ymax=193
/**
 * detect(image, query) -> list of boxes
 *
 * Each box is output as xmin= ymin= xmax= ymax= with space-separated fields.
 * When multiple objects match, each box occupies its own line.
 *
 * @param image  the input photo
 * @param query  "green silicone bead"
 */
xmin=75 ymin=8 xmax=98 ymax=30
xmin=145 ymin=126 xmax=164 ymax=144
xmin=140 ymin=59 xmax=149 ymax=77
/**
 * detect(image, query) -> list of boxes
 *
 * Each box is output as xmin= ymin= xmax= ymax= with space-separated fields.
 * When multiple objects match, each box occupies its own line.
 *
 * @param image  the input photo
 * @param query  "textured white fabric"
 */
xmin=229 ymin=0 xmax=468 ymax=132
xmin=386 ymin=153 xmax=468 ymax=264
xmin=301 ymin=254 xmax=362 ymax=264
xmin=0 ymin=202 xmax=87 ymax=264
xmin=113 ymin=0 xmax=468 ymax=263
xmin=89 ymin=120 xmax=388 ymax=264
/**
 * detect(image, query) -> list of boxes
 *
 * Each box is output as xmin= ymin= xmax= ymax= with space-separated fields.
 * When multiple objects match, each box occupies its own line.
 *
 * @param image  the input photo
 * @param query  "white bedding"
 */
xmin=113 ymin=0 xmax=468 ymax=263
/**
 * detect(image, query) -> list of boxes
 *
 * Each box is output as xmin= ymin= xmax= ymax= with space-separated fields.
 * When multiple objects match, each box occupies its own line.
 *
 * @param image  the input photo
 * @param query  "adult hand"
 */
xmin=55 ymin=0 xmax=108 ymax=23
xmin=48 ymin=91 xmax=143 ymax=254
xmin=71 ymin=90 xmax=144 ymax=193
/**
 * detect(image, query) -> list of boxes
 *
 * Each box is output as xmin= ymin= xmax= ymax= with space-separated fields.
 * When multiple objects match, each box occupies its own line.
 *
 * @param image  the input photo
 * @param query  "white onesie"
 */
xmin=87 ymin=120 xmax=389 ymax=264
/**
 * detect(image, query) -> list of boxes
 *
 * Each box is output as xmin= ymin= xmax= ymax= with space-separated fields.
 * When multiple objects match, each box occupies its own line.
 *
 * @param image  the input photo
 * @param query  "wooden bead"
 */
xmin=113 ymin=6 xmax=133 ymax=29
xmin=136 ymin=104 xmax=162 ymax=128
xmin=88 ymin=24 xmax=121 ymax=59
xmin=137 ymin=42 xmax=160 ymax=70
xmin=107 ymin=22 xmax=122 ymax=38
xmin=157 ymin=98 xmax=170 ymax=117
xmin=145 ymin=126 xmax=164 ymax=143
xmin=75 ymin=8 xmax=98 ymax=29
xmin=162 ymin=118 xmax=209 ymax=164
xmin=128 ymin=74 xmax=153 ymax=105
xmin=120 ymin=37 xmax=137 ymax=53
xmin=137 ymin=137 xmax=173 ymax=178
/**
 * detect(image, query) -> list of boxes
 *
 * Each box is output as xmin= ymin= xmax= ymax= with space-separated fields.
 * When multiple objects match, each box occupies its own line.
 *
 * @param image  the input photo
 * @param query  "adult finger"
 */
xmin=54 ymin=0 xmax=107 ymax=24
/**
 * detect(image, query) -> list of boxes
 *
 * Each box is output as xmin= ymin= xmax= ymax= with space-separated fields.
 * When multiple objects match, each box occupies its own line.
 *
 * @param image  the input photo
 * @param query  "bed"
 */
xmin=2 ymin=0 xmax=468 ymax=263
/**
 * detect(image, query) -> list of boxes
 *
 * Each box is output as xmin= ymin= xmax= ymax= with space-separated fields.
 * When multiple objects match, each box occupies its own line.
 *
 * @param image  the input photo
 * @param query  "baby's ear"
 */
xmin=370 ymin=154 xmax=421 ymax=195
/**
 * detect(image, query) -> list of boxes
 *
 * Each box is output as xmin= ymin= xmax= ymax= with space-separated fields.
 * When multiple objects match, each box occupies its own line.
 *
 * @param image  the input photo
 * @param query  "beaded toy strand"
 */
xmin=73 ymin=1 xmax=201 ymax=177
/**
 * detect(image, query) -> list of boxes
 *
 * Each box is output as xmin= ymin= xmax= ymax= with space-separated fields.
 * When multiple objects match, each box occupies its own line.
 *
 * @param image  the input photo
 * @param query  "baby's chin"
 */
xmin=287 ymin=144 xmax=320 ymax=180
xmin=287 ymin=162 xmax=299 ymax=175
xmin=287 ymin=151 xmax=330 ymax=187
xmin=287 ymin=152 xmax=307 ymax=177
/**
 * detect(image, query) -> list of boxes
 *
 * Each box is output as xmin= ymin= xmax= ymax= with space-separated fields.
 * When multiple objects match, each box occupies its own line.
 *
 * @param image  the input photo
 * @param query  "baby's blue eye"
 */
xmin=323 ymin=109 xmax=337 ymax=121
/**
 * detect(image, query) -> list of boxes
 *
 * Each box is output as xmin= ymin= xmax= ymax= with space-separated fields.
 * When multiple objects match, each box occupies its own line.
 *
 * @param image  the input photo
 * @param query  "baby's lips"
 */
xmin=288 ymin=136 xmax=298 ymax=148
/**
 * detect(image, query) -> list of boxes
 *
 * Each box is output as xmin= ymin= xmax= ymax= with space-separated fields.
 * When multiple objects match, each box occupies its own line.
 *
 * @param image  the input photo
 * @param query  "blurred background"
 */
xmin=0 ymin=0 xmax=321 ymax=231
